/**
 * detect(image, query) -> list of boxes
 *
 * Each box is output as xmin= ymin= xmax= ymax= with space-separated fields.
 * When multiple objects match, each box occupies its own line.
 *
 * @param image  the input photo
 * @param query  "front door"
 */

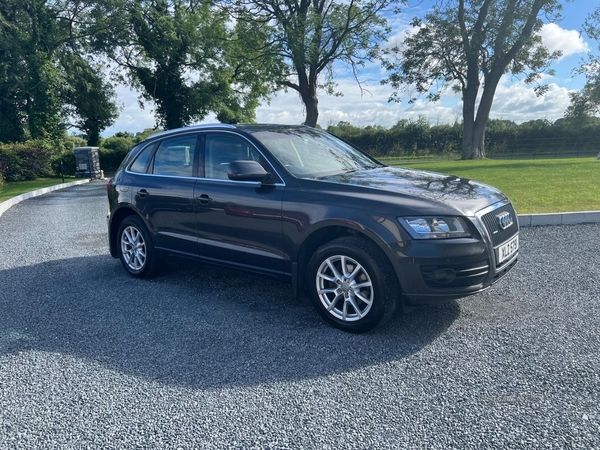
xmin=194 ymin=133 xmax=285 ymax=276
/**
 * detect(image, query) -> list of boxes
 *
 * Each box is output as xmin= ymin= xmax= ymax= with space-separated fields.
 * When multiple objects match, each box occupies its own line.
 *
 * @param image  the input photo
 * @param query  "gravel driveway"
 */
xmin=0 ymin=181 xmax=599 ymax=449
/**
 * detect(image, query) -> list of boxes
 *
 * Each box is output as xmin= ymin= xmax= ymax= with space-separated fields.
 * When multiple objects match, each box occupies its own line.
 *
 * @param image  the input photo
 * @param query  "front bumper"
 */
xmin=392 ymin=200 xmax=519 ymax=304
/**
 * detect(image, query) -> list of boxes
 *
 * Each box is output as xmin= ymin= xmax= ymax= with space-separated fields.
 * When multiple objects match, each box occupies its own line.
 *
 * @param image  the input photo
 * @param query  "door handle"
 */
xmin=137 ymin=189 xmax=149 ymax=198
xmin=198 ymin=194 xmax=213 ymax=205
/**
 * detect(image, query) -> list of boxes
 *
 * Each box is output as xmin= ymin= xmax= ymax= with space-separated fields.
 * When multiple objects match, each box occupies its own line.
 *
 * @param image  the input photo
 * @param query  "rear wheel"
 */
xmin=307 ymin=236 xmax=398 ymax=333
xmin=117 ymin=216 xmax=163 ymax=278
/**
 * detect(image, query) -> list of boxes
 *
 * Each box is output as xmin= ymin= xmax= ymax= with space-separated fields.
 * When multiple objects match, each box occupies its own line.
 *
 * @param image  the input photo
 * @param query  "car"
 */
xmin=106 ymin=124 xmax=519 ymax=333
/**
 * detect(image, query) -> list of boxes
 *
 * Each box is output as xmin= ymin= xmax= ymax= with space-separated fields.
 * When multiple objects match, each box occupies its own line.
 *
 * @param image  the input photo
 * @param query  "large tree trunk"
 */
xmin=86 ymin=127 xmax=101 ymax=147
xmin=300 ymin=84 xmax=319 ymax=127
xmin=303 ymin=97 xmax=319 ymax=127
xmin=461 ymin=79 xmax=482 ymax=159
xmin=462 ymin=113 xmax=486 ymax=159
xmin=462 ymin=69 xmax=503 ymax=159
xmin=462 ymin=113 xmax=488 ymax=160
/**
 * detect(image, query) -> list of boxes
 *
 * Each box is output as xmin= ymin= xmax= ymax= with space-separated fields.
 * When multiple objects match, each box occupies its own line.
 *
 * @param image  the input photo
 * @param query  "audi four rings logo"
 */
xmin=496 ymin=211 xmax=513 ymax=230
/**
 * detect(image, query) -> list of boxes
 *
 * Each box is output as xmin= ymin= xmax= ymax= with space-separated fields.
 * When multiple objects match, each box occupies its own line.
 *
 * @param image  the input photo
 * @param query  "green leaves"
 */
xmin=0 ymin=0 xmax=121 ymax=144
xmin=106 ymin=0 xmax=278 ymax=129
xmin=61 ymin=55 xmax=119 ymax=146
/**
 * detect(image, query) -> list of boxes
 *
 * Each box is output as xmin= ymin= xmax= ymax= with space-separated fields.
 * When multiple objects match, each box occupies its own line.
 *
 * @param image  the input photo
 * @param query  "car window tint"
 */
xmin=204 ymin=135 xmax=261 ymax=180
xmin=129 ymin=143 xmax=157 ymax=173
xmin=152 ymin=136 xmax=197 ymax=177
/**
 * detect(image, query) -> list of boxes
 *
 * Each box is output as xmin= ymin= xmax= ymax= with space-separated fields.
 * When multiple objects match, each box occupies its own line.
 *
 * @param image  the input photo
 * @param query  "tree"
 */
xmin=0 ymin=0 xmax=121 ymax=143
xmin=0 ymin=0 xmax=65 ymax=141
xmin=232 ymin=0 xmax=398 ymax=127
xmin=0 ymin=16 xmax=27 ymax=143
xmin=103 ymin=0 xmax=279 ymax=130
xmin=62 ymin=55 xmax=120 ymax=146
xmin=385 ymin=0 xmax=563 ymax=159
xmin=566 ymin=6 xmax=600 ymax=119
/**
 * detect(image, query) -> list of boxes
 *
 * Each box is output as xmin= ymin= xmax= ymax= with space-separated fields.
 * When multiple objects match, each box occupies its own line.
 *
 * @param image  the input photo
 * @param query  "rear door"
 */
xmin=130 ymin=134 xmax=199 ymax=257
xmin=193 ymin=133 xmax=286 ymax=276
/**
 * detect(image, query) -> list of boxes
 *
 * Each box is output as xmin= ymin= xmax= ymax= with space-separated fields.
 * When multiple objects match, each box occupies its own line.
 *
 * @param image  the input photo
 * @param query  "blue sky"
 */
xmin=104 ymin=0 xmax=599 ymax=135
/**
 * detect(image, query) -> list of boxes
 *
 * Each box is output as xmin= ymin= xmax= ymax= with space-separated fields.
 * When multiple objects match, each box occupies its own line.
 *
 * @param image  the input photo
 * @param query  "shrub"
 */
xmin=102 ymin=136 xmax=135 ymax=153
xmin=99 ymin=147 xmax=129 ymax=174
xmin=0 ymin=147 xmax=22 ymax=182
xmin=16 ymin=141 xmax=53 ymax=179
xmin=51 ymin=151 xmax=76 ymax=177
xmin=0 ymin=140 xmax=55 ymax=181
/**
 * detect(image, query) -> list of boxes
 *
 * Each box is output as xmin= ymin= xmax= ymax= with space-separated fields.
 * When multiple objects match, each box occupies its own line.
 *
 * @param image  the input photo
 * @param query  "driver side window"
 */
xmin=204 ymin=135 xmax=260 ymax=180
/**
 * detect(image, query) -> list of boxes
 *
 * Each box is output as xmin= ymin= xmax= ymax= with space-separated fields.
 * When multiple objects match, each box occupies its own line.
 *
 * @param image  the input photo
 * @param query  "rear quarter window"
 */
xmin=129 ymin=143 xmax=157 ymax=173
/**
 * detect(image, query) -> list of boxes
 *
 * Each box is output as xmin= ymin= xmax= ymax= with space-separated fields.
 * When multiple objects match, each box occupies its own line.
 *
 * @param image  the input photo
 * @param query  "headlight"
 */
xmin=398 ymin=217 xmax=472 ymax=239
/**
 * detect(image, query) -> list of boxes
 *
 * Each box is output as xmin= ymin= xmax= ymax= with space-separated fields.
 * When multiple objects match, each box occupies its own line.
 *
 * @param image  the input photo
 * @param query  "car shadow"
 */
xmin=0 ymin=255 xmax=460 ymax=389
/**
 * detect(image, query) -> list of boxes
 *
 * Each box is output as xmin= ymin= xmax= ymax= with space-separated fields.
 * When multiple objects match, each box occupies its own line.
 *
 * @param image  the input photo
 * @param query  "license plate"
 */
xmin=497 ymin=235 xmax=519 ymax=265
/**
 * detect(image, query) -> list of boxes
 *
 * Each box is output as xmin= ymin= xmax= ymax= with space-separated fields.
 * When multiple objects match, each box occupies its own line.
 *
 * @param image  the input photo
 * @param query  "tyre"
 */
xmin=307 ymin=236 xmax=399 ymax=333
xmin=117 ymin=215 xmax=163 ymax=278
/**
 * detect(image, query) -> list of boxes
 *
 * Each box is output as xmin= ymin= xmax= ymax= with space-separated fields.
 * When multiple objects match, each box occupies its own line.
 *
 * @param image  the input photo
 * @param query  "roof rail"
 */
xmin=145 ymin=123 xmax=236 ymax=141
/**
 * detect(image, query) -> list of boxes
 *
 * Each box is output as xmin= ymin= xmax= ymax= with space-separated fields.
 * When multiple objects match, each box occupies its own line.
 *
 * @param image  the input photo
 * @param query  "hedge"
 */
xmin=0 ymin=141 xmax=54 ymax=182
xmin=327 ymin=117 xmax=600 ymax=159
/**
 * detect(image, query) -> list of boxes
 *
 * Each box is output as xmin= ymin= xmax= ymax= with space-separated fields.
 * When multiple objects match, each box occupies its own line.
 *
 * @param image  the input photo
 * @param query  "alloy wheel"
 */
xmin=120 ymin=226 xmax=147 ymax=271
xmin=315 ymin=255 xmax=374 ymax=322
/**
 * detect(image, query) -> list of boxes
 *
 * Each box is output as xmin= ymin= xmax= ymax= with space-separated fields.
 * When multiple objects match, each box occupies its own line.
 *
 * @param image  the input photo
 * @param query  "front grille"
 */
xmin=481 ymin=203 xmax=519 ymax=247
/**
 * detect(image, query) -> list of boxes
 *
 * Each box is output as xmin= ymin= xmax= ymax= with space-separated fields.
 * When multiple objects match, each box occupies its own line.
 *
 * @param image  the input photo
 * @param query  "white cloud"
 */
xmin=254 ymin=78 xmax=405 ymax=127
xmin=383 ymin=25 xmax=418 ymax=50
xmin=540 ymin=23 xmax=590 ymax=59
xmin=489 ymin=77 xmax=572 ymax=122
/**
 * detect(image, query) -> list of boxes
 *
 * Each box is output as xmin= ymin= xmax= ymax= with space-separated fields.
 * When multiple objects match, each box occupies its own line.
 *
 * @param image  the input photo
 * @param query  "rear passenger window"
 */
xmin=129 ymin=143 xmax=157 ymax=173
xmin=152 ymin=136 xmax=197 ymax=177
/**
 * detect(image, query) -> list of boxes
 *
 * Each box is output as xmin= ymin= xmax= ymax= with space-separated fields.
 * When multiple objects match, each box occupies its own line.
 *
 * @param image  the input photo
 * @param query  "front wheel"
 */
xmin=117 ymin=215 xmax=163 ymax=278
xmin=307 ymin=237 xmax=399 ymax=333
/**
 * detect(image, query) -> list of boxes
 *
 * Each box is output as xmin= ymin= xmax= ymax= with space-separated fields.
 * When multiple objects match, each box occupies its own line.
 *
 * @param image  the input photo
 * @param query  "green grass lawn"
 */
xmin=380 ymin=157 xmax=600 ymax=214
xmin=0 ymin=177 xmax=72 ymax=204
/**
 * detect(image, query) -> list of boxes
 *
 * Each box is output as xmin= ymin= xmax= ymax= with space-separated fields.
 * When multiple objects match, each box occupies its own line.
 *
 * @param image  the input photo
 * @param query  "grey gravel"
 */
xmin=0 ymin=181 xmax=599 ymax=449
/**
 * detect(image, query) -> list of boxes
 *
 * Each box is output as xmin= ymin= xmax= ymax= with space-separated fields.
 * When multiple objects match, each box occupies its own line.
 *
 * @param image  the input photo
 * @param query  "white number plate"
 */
xmin=497 ymin=234 xmax=519 ymax=265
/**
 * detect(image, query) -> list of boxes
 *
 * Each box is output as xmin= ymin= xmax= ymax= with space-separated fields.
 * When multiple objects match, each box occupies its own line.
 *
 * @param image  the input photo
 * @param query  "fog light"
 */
xmin=433 ymin=268 xmax=456 ymax=284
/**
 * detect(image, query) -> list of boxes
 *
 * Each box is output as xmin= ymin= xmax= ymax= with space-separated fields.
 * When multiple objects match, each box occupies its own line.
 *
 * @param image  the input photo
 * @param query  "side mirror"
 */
xmin=228 ymin=160 xmax=271 ymax=183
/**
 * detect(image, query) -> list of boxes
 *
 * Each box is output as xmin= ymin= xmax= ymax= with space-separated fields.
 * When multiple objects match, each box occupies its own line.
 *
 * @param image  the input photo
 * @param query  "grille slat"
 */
xmin=481 ymin=203 xmax=519 ymax=247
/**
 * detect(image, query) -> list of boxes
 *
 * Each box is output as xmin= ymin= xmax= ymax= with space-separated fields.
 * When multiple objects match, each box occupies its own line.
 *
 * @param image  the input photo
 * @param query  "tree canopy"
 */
xmin=0 ymin=0 xmax=121 ymax=144
xmin=101 ymin=0 xmax=281 ymax=130
xmin=385 ymin=0 xmax=564 ymax=159
xmin=61 ymin=55 xmax=120 ymax=146
xmin=2 ymin=0 xmax=598 ymax=150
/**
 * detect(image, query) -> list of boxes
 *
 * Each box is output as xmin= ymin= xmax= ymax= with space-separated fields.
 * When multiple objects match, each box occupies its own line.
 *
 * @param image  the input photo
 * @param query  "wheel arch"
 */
xmin=108 ymin=206 xmax=145 ymax=258
xmin=294 ymin=221 xmax=402 ymax=292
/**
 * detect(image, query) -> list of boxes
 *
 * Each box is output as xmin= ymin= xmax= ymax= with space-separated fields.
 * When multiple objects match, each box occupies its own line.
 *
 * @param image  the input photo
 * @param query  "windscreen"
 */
xmin=250 ymin=128 xmax=381 ymax=178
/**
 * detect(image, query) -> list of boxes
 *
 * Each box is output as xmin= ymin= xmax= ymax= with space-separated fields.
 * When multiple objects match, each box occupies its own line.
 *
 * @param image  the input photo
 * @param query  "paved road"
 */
xmin=0 ymin=182 xmax=599 ymax=449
